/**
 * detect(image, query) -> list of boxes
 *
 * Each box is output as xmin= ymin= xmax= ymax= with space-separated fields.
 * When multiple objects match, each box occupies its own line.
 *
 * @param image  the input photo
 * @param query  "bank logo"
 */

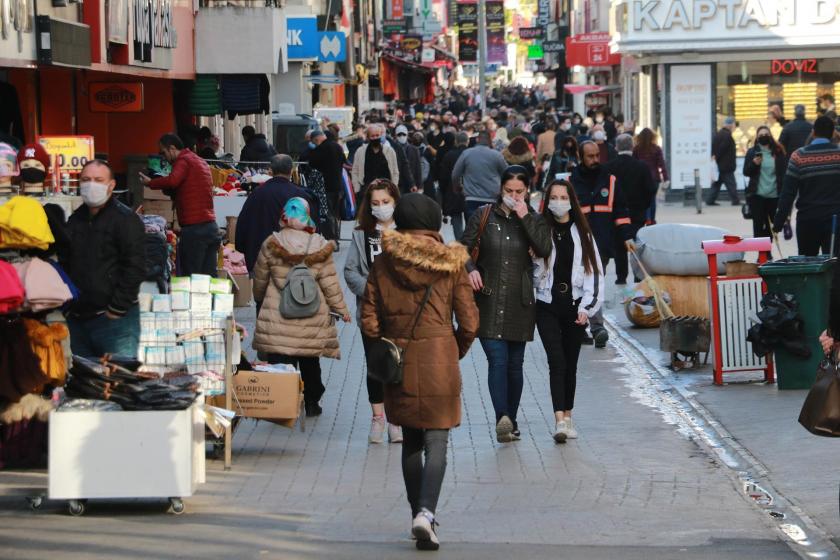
xmin=320 ymin=35 xmax=341 ymax=59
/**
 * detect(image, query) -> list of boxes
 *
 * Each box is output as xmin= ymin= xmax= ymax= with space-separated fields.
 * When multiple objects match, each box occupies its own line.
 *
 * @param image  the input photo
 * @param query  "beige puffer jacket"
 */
xmin=252 ymin=230 xmax=349 ymax=358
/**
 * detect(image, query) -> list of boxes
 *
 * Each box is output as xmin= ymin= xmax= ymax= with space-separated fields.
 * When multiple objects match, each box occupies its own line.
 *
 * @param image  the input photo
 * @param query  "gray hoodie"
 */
xmin=451 ymin=144 xmax=509 ymax=202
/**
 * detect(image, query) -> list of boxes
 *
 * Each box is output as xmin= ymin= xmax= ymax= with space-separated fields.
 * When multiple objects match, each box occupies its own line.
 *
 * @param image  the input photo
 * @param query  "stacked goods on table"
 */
xmin=64 ymin=356 xmax=199 ymax=411
xmin=137 ymin=273 xmax=235 ymax=396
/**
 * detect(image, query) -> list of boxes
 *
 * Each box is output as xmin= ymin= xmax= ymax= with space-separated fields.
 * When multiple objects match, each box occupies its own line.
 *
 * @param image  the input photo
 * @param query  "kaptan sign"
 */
xmin=633 ymin=0 xmax=840 ymax=31
xmin=617 ymin=0 xmax=840 ymax=52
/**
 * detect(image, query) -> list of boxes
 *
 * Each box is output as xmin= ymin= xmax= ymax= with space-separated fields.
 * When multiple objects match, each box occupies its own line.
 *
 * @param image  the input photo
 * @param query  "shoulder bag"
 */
xmin=470 ymin=204 xmax=493 ymax=263
xmin=367 ymin=285 xmax=433 ymax=385
xmin=798 ymin=350 xmax=840 ymax=437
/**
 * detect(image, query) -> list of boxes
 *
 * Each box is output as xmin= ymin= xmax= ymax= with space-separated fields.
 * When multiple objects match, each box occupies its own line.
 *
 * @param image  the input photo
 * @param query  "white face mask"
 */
xmin=548 ymin=200 xmax=572 ymax=218
xmin=502 ymin=195 xmax=518 ymax=210
xmin=560 ymin=123 xmax=571 ymax=131
xmin=80 ymin=181 xmax=111 ymax=207
xmin=371 ymin=204 xmax=395 ymax=222
xmin=397 ymin=135 xmax=408 ymax=144
xmin=593 ymin=131 xmax=606 ymax=142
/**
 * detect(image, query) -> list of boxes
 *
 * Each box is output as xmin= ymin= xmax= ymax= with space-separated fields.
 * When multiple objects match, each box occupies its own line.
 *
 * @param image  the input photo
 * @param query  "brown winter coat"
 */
xmin=361 ymin=229 xmax=479 ymax=430
xmin=252 ymin=231 xmax=349 ymax=358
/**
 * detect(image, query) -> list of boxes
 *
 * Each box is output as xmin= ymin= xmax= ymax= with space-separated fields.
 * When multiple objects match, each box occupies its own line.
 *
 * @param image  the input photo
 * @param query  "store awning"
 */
xmin=381 ymin=53 xmax=434 ymax=74
xmin=564 ymin=84 xmax=620 ymax=95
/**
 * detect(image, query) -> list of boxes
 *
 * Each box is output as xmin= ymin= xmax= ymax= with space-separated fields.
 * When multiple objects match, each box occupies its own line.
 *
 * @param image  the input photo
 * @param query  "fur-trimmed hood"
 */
xmin=381 ymin=229 xmax=468 ymax=288
xmin=503 ymin=147 xmax=534 ymax=164
xmin=266 ymin=232 xmax=335 ymax=265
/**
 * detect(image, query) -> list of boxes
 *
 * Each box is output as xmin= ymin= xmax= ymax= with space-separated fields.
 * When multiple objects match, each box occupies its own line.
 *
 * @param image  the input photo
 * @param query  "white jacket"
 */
xmin=351 ymin=141 xmax=400 ymax=193
xmin=533 ymin=222 xmax=605 ymax=317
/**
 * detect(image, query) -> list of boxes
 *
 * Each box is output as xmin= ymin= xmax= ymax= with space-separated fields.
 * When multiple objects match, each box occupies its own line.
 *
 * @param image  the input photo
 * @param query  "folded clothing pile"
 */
xmin=12 ymin=257 xmax=73 ymax=311
xmin=65 ymin=355 xmax=199 ymax=411
xmin=222 ymin=246 xmax=248 ymax=276
xmin=0 ymin=196 xmax=55 ymax=250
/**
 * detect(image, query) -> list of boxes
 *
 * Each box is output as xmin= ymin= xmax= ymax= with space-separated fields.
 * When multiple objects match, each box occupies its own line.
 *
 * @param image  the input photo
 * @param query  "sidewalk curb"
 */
xmin=605 ymin=316 xmax=840 ymax=560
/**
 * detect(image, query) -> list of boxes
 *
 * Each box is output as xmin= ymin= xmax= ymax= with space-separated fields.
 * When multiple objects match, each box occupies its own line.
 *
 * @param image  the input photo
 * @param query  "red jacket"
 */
xmin=148 ymin=149 xmax=216 ymax=226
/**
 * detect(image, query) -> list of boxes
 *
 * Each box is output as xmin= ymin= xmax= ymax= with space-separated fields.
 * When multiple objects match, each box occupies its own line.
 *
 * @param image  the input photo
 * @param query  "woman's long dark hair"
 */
xmin=356 ymin=178 xmax=401 ymax=233
xmin=634 ymin=128 xmax=657 ymax=156
xmin=542 ymin=179 xmax=600 ymax=275
xmin=753 ymin=125 xmax=786 ymax=159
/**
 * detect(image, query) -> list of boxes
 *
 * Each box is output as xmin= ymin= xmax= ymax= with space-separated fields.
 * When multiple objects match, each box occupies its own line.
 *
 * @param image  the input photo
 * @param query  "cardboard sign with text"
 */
xmin=232 ymin=371 xmax=302 ymax=420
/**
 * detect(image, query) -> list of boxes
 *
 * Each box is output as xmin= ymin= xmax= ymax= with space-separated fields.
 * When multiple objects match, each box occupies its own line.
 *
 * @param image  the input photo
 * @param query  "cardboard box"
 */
xmin=231 ymin=371 xmax=302 ymax=420
xmin=213 ymin=293 xmax=234 ymax=314
xmin=190 ymin=292 xmax=213 ymax=313
xmin=142 ymin=200 xmax=175 ymax=225
xmin=144 ymin=186 xmax=171 ymax=201
xmin=190 ymin=274 xmax=211 ymax=294
xmin=231 ymin=273 xmax=252 ymax=307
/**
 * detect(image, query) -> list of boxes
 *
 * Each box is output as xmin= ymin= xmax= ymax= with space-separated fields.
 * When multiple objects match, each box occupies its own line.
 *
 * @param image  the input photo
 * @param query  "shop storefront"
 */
xmin=612 ymin=0 xmax=840 ymax=193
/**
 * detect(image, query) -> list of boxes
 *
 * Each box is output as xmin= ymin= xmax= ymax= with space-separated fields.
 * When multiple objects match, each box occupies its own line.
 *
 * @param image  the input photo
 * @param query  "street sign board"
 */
xmin=519 ymin=27 xmax=543 ymax=39
xmin=286 ymin=17 xmax=318 ymax=60
xmin=318 ymin=32 xmax=346 ymax=62
xmin=542 ymin=40 xmax=565 ymax=53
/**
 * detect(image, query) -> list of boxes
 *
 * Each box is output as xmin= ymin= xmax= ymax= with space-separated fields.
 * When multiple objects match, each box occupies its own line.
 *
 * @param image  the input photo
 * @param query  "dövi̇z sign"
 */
xmin=771 ymin=59 xmax=818 ymax=75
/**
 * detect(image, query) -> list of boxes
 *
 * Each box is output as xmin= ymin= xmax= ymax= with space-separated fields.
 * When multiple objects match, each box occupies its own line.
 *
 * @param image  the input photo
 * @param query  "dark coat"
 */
xmin=239 ymin=134 xmax=277 ymax=164
xmin=570 ymin=166 xmax=632 ymax=258
xmin=63 ymin=197 xmax=145 ymax=318
xmin=234 ymin=176 xmax=318 ymax=272
xmin=361 ymin=229 xmax=479 ymax=430
xmin=742 ymin=146 xmax=785 ymax=197
xmin=403 ymin=142 xmax=423 ymax=193
xmin=461 ymin=204 xmax=552 ymax=341
xmin=779 ymin=117 xmax=813 ymax=156
xmin=307 ymin=139 xmax=346 ymax=194
xmin=605 ymin=154 xmax=657 ymax=223
xmin=439 ymin=146 xmax=467 ymax=215
xmin=391 ymin=139 xmax=415 ymax=193
xmin=712 ymin=128 xmax=737 ymax=173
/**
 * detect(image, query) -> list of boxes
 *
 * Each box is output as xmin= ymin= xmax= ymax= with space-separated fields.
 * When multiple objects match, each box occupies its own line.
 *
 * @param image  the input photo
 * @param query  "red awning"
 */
xmin=563 ymin=84 xmax=620 ymax=95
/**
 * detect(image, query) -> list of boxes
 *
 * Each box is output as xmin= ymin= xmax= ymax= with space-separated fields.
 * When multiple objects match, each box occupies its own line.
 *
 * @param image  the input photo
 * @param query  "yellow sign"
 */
xmin=36 ymin=135 xmax=96 ymax=172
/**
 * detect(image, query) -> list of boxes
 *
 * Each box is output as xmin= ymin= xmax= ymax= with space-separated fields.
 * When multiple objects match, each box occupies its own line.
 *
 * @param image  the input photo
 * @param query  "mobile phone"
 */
xmin=329 ymin=311 xmax=342 ymax=320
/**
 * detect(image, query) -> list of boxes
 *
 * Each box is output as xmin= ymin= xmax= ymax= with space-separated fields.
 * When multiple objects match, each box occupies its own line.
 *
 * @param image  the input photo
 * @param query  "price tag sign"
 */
xmin=36 ymin=136 xmax=95 ymax=172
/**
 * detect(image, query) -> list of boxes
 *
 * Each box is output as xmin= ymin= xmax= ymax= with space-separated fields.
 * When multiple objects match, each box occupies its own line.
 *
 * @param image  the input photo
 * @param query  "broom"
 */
xmin=628 ymin=245 xmax=675 ymax=321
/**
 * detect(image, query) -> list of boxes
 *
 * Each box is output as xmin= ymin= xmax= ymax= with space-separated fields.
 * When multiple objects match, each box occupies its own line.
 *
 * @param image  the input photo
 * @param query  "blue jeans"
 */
xmin=465 ymin=200 xmax=491 ymax=223
xmin=450 ymin=212 xmax=465 ymax=241
xmin=67 ymin=305 xmax=140 ymax=359
xmin=479 ymin=338 xmax=526 ymax=423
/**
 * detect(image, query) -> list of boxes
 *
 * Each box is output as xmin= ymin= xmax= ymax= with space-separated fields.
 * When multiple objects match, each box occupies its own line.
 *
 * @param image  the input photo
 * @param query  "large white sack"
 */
xmin=632 ymin=224 xmax=744 ymax=277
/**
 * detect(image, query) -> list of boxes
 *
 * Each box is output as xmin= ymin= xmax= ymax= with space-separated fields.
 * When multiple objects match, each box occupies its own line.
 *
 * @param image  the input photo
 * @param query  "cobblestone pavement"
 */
xmin=0 ymin=216 xmax=800 ymax=559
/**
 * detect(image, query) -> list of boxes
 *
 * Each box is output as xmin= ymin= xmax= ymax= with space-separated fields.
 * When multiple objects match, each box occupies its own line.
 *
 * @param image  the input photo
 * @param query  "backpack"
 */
xmin=279 ymin=236 xmax=321 ymax=319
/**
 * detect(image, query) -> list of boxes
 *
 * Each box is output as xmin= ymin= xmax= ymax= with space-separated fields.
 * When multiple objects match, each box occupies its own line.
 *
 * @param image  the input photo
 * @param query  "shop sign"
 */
xmin=519 ymin=27 xmax=544 ymax=39
xmin=542 ymin=40 xmax=565 ymax=53
xmin=486 ymin=0 xmax=506 ymax=65
xmin=527 ymin=44 xmax=544 ymax=59
xmin=89 ymin=82 xmax=144 ymax=113
xmin=668 ymin=64 xmax=713 ymax=191
xmin=619 ymin=0 xmax=840 ymax=53
xmin=133 ymin=0 xmax=176 ymax=63
xmin=772 ymin=58 xmax=818 ymax=75
xmin=565 ymin=32 xmax=620 ymax=67
xmin=537 ymin=0 xmax=551 ymax=26
xmin=36 ymin=136 xmax=95 ymax=172
xmin=286 ymin=17 xmax=319 ymax=60
xmin=318 ymin=32 xmax=346 ymax=62
xmin=391 ymin=0 xmax=404 ymax=19
xmin=457 ymin=1 xmax=478 ymax=63
xmin=383 ymin=18 xmax=407 ymax=35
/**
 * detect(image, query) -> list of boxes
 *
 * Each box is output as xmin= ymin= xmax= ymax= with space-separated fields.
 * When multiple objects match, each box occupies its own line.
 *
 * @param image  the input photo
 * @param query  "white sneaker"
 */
xmin=412 ymin=509 xmax=440 ymax=551
xmin=496 ymin=415 xmax=514 ymax=443
xmin=566 ymin=418 xmax=578 ymax=439
xmin=553 ymin=420 xmax=568 ymax=444
xmin=368 ymin=415 xmax=385 ymax=444
xmin=388 ymin=423 xmax=403 ymax=443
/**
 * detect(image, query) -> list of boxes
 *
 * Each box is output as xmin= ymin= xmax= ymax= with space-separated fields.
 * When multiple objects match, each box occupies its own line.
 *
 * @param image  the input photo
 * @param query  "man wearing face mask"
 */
xmin=351 ymin=124 xmax=400 ymax=195
xmin=62 ymin=160 xmax=145 ymax=358
xmin=397 ymin=125 xmax=422 ymax=194
xmin=590 ymin=125 xmax=618 ymax=164
xmin=306 ymin=128 xmax=347 ymax=219
xmin=140 ymin=133 xmax=219 ymax=277
xmin=570 ymin=141 xmax=633 ymax=348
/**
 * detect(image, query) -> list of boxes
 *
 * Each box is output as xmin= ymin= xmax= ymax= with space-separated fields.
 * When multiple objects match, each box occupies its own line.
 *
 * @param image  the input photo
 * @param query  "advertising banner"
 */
xmin=486 ymin=0 xmax=505 ymax=65
xmin=668 ymin=64 xmax=713 ymax=191
xmin=456 ymin=1 xmax=478 ymax=63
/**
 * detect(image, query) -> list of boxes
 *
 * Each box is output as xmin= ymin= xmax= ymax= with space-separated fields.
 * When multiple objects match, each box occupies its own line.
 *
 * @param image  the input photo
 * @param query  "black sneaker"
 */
xmin=593 ymin=329 xmax=609 ymax=349
xmin=511 ymin=421 xmax=521 ymax=440
xmin=305 ymin=402 xmax=323 ymax=417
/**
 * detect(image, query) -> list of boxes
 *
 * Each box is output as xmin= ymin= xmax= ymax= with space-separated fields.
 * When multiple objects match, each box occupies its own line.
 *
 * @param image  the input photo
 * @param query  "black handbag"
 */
xmin=798 ymin=352 xmax=840 ymax=437
xmin=367 ymin=286 xmax=433 ymax=385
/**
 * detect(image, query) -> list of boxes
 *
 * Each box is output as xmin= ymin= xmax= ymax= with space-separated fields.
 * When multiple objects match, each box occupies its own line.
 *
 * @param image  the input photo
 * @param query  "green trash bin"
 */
xmin=758 ymin=256 xmax=836 ymax=390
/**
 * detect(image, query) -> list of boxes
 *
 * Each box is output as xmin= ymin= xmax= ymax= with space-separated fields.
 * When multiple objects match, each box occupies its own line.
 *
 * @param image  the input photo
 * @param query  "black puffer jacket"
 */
xmin=62 ymin=198 xmax=145 ymax=318
xmin=462 ymin=204 xmax=552 ymax=341
xmin=239 ymin=134 xmax=277 ymax=164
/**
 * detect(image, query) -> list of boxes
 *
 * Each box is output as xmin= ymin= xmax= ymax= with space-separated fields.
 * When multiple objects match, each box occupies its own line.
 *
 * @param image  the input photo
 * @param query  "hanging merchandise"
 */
xmin=0 ymin=195 xmax=55 ymax=250
xmin=0 ymin=143 xmax=18 ymax=196
xmin=16 ymin=143 xmax=51 ymax=195
xmin=188 ymin=75 xmax=222 ymax=117
xmin=341 ymin=167 xmax=356 ymax=220
xmin=298 ymin=163 xmax=336 ymax=240
xmin=0 ymin=316 xmax=51 ymax=403
xmin=0 ymin=259 xmax=23 ymax=313
xmin=22 ymin=319 xmax=69 ymax=386
xmin=12 ymin=257 xmax=73 ymax=312
xmin=220 ymin=75 xmax=271 ymax=119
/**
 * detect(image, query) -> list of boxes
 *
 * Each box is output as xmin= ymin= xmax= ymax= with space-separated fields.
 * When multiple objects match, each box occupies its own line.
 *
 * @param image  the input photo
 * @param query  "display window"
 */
xmin=715 ymin=59 xmax=840 ymax=156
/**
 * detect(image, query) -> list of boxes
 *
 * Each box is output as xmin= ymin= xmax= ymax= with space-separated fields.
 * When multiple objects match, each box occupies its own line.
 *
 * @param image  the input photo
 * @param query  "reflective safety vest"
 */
xmin=572 ymin=169 xmax=631 ymax=257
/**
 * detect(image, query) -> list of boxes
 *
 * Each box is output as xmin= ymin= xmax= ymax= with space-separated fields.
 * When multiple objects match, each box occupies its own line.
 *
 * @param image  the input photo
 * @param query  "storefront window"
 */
xmin=716 ymin=59 xmax=840 ymax=156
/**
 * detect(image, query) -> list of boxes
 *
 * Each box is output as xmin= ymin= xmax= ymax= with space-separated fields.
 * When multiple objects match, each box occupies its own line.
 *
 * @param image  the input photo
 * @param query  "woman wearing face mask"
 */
xmin=534 ymin=180 xmax=604 ymax=443
xmin=461 ymin=166 xmax=552 ymax=442
xmin=544 ymin=137 xmax=580 ymax=190
xmin=743 ymin=125 xmax=786 ymax=239
xmin=344 ymin=179 xmax=404 ymax=443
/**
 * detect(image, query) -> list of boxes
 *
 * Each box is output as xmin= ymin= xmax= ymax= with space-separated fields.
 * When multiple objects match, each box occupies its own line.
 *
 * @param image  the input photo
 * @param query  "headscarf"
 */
xmin=394 ymin=192 xmax=443 ymax=232
xmin=282 ymin=197 xmax=316 ymax=232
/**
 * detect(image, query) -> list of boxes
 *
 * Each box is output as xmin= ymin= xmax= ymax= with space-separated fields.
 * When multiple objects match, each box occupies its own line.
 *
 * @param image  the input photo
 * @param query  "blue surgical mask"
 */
xmin=308 ymin=142 xmax=316 ymax=150
xmin=380 ymin=136 xmax=387 ymax=145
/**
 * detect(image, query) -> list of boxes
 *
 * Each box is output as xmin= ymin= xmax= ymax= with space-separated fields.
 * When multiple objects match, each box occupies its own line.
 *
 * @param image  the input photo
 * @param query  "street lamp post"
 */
xmin=478 ymin=0 xmax=487 ymax=114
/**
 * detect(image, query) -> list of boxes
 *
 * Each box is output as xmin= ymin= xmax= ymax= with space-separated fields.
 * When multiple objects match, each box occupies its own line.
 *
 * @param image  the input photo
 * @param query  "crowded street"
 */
xmin=3 ymin=0 xmax=840 ymax=558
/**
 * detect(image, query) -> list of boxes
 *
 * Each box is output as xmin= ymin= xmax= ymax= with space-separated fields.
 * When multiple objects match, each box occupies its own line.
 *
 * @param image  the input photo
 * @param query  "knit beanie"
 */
xmin=17 ymin=143 xmax=51 ymax=171
xmin=394 ymin=192 xmax=442 ymax=232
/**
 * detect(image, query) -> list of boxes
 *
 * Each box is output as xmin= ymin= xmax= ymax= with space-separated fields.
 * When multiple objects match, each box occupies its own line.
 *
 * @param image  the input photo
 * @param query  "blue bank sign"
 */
xmin=287 ymin=17 xmax=347 ymax=62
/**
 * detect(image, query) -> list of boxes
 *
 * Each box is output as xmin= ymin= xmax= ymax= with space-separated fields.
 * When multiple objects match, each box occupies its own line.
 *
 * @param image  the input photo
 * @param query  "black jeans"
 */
xmin=708 ymin=171 xmax=740 ymax=204
xmin=361 ymin=333 xmax=385 ymax=404
xmin=402 ymin=428 xmax=449 ymax=516
xmin=535 ymin=299 xmax=586 ymax=412
xmin=178 ymin=221 xmax=220 ymax=276
xmin=750 ymin=196 xmax=778 ymax=239
xmin=267 ymin=353 xmax=325 ymax=405
xmin=797 ymin=218 xmax=835 ymax=256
